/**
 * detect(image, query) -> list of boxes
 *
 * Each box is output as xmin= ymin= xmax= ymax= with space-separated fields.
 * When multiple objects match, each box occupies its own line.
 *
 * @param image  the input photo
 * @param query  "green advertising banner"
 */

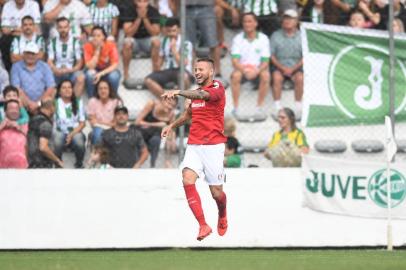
xmin=301 ymin=23 xmax=406 ymax=127
xmin=302 ymin=155 xmax=406 ymax=219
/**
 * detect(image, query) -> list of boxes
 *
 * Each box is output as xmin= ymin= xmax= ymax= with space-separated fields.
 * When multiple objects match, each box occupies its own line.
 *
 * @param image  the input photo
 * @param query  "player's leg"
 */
xmin=201 ymin=144 xmax=228 ymax=236
xmin=181 ymin=145 xmax=212 ymax=240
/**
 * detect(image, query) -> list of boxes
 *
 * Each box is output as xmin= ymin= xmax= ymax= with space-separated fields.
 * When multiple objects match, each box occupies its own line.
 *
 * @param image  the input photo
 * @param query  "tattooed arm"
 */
xmin=161 ymin=88 xmax=210 ymax=101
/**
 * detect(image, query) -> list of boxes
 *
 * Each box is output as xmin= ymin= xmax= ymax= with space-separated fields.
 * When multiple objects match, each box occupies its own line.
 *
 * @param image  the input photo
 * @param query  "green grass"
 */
xmin=0 ymin=249 xmax=406 ymax=270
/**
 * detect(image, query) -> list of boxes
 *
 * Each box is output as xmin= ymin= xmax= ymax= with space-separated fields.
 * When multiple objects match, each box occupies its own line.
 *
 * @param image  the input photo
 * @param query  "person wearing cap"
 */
xmin=10 ymin=15 xmax=45 ymax=64
xmin=11 ymin=42 xmax=56 ymax=114
xmin=270 ymin=9 xmax=303 ymax=120
xmin=101 ymin=105 xmax=149 ymax=168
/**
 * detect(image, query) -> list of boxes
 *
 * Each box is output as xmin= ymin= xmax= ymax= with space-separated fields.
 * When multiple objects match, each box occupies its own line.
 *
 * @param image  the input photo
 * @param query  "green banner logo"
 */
xmin=368 ymin=169 xmax=406 ymax=208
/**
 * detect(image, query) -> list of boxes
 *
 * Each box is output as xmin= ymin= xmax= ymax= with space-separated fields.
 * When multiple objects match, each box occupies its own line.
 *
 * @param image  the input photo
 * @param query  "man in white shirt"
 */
xmin=230 ymin=12 xmax=270 ymax=121
xmin=144 ymin=18 xmax=193 ymax=98
xmin=0 ymin=0 xmax=41 ymax=70
xmin=43 ymin=0 xmax=93 ymax=40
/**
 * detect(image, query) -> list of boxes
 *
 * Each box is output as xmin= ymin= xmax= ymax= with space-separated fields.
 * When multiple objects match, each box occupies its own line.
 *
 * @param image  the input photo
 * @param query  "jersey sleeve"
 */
xmin=296 ymin=130 xmax=309 ymax=148
xmin=260 ymin=35 xmax=271 ymax=62
xmin=203 ymin=82 xmax=224 ymax=102
xmin=230 ymin=35 xmax=241 ymax=59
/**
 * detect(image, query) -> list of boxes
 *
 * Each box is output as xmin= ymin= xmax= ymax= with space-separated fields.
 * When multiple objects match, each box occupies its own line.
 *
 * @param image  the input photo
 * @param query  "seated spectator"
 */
xmin=331 ymin=0 xmax=357 ymax=25
xmin=224 ymin=136 xmax=241 ymax=168
xmin=102 ymin=105 xmax=149 ymax=168
xmin=0 ymin=65 xmax=10 ymax=94
xmin=144 ymin=18 xmax=193 ymax=98
xmin=43 ymin=0 xmax=92 ymax=40
xmin=264 ymin=107 xmax=309 ymax=167
xmin=84 ymin=26 xmax=121 ymax=97
xmin=230 ymin=12 xmax=270 ymax=120
xmin=394 ymin=18 xmax=405 ymax=33
xmin=11 ymin=43 xmax=56 ymax=114
xmin=135 ymin=98 xmax=177 ymax=168
xmin=0 ymin=100 xmax=28 ymax=168
xmin=154 ymin=0 xmax=176 ymax=18
xmin=121 ymin=0 xmax=161 ymax=82
xmin=10 ymin=16 xmax=45 ymax=64
xmin=0 ymin=85 xmax=29 ymax=124
xmin=186 ymin=1 xmax=224 ymax=82
xmin=0 ymin=0 xmax=41 ymax=71
xmin=28 ymin=98 xmax=64 ymax=168
xmin=215 ymin=0 xmax=241 ymax=51
xmin=87 ymin=79 xmax=121 ymax=145
xmin=53 ymin=80 xmax=86 ymax=168
xmin=86 ymin=144 xmax=112 ymax=169
xmin=48 ymin=17 xmax=85 ymax=97
xmin=301 ymin=0 xmax=336 ymax=24
xmin=242 ymin=0 xmax=279 ymax=37
xmin=348 ymin=9 xmax=368 ymax=28
xmin=88 ymin=0 xmax=120 ymax=40
xmin=358 ymin=0 xmax=406 ymax=30
xmin=270 ymin=9 xmax=303 ymax=120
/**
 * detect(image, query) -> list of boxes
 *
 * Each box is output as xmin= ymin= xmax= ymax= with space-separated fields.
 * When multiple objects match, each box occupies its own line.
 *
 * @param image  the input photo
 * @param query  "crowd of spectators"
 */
xmin=0 ymin=0 xmax=403 ymax=169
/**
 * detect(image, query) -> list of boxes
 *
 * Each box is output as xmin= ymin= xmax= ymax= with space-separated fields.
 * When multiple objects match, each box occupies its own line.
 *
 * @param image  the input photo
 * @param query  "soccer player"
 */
xmin=161 ymin=58 xmax=228 ymax=241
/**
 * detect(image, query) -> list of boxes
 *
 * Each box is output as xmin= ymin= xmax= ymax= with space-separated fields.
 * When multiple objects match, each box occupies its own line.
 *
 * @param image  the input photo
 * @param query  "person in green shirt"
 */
xmin=224 ymin=136 xmax=241 ymax=168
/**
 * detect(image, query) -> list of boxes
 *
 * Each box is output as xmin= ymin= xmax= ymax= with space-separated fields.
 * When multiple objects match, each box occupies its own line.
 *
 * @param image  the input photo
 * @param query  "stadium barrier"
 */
xmin=1 ymin=167 xmax=406 ymax=249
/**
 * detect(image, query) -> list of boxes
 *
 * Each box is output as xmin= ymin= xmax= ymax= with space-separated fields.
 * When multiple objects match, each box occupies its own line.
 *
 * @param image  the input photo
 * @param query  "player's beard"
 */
xmin=197 ymin=74 xmax=209 ymax=86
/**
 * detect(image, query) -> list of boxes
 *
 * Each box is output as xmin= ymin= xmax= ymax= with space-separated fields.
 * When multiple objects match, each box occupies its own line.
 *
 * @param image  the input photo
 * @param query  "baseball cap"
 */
xmin=283 ymin=9 xmax=298 ymax=18
xmin=23 ymin=42 xmax=39 ymax=54
xmin=114 ymin=105 xmax=129 ymax=114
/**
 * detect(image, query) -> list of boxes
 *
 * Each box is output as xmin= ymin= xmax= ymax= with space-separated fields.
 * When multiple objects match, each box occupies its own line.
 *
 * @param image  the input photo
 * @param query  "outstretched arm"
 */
xmin=161 ymin=89 xmax=210 ymax=101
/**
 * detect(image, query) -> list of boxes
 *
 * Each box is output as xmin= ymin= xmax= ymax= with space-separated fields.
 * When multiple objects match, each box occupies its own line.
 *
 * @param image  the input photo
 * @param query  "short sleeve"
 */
xmin=269 ymin=32 xmax=278 ymax=58
xmin=135 ymin=128 xmax=146 ymax=149
xmin=30 ymin=1 xmax=41 ymax=24
xmin=43 ymin=63 xmax=56 ymax=88
xmin=111 ymin=4 xmax=120 ymax=17
xmin=10 ymin=63 xmax=22 ymax=88
xmin=148 ymin=6 xmax=160 ymax=25
xmin=39 ymin=121 xmax=53 ymax=139
xmin=203 ymin=81 xmax=224 ymax=102
xmin=108 ymin=42 xmax=119 ymax=64
xmin=10 ymin=37 xmax=19 ymax=55
xmin=87 ymin=98 xmax=97 ymax=115
xmin=267 ymin=132 xmax=278 ymax=148
xmin=1 ymin=4 xmax=12 ymax=28
xmin=297 ymin=130 xmax=309 ymax=148
xmin=230 ymin=35 xmax=241 ymax=59
xmin=83 ymin=43 xmax=93 ymax=63
xmin=78 ymin=99 xmax=86 ymax=122
xmin=260 ymin=35 xmax=271 ymax=61
xmin=79 ymin=3 xmax=93 ymax=27
xmin=74 ymin=38 xmax=82 ymax=61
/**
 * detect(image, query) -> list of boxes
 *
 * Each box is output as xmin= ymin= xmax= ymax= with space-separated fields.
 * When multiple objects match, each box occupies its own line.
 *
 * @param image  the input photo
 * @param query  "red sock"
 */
xmin=184 ymin=184 xmax=206 ymax=226
xmin=215 ymin=192 xmax=227 ymax=218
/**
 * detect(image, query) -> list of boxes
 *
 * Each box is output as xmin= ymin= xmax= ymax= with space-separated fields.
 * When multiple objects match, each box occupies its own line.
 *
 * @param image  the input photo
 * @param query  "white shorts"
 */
xmin=181 ymin=143 xmax=226 ymax=185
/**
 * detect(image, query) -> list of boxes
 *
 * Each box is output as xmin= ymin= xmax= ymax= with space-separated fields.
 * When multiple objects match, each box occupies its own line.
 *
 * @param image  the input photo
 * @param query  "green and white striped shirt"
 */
xmin=243 ymin=0 xmax=278 ymax=16
xmin=55 ymin=97 xmax=86 ymax=134
xmin=160 ymin=35 xmax=193 ymax=72
xmin=48 ymin=35 xmax=82 ymax=69
xmin=10 ymin=34 xmax=45 ymax=55
xmin=88 ymin=3 xmax=120 ymax=36
xmin=227 ymin=0 xmax=244 ymax=9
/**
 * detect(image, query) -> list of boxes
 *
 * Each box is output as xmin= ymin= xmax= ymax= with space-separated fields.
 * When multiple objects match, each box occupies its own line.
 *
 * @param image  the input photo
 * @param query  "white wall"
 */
xmin=0 ymin=169 xmax=406 ymax=249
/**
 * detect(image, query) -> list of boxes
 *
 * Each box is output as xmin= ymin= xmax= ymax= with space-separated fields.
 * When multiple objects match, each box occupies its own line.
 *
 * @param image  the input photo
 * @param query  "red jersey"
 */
xmin=188 ymin=80 xmax=227 ymax=145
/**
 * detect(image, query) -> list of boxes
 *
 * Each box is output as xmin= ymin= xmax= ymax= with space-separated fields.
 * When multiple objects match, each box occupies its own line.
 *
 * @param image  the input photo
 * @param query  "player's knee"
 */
xmin=182 ymin=168 xmax=198 ymax=185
